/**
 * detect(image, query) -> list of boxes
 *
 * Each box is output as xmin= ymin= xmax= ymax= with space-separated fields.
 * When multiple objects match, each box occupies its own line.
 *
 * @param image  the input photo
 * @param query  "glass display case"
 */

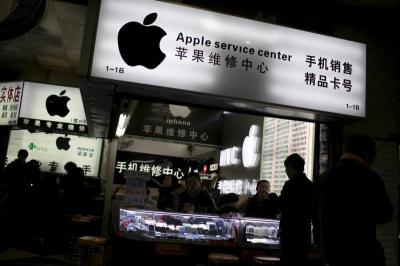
xmin=119 ymin=208 xmax=239 ymax=242
xmin=119 ymin=207 xmax=280 ymax=248
xmin=240 ymin=217 xmax=280 ymax=246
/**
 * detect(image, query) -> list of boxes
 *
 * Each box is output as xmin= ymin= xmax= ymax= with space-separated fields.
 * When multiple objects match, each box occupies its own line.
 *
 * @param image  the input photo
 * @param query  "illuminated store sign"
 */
xmin=18 ymin=82 xmax=88 ymax=133
xmin=242 ymin=125 xmax=261 ymax=168
xmin=125 ymin=101 xmax=223 ymax=146
xmin=6 ymin=130 xmax=102 ymax=176
xmin=92 ymin=0 xmax=366 ymax=117
xmin=220 ymin=147 xmax=241 ymax=167
xmin=0 ymin=82 xmax=23 ymax=126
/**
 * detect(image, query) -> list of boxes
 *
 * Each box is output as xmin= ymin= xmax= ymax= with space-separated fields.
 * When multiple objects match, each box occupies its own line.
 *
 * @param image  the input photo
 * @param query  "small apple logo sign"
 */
xmin=169 ymin=104 xmax=191 ymax=118
xmin=56 ymin=137 xmax=71 ymax=150
xmin=118 ymin=13 xmax=166 ymax=69
xmin=46 ymin=90 xmax=70 ymax=117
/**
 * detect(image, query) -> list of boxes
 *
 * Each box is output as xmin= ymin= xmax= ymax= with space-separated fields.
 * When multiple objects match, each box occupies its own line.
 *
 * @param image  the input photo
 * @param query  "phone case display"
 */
xmin=241 ymin=218 xmax=279 ymax=245
xmin=120 ymin=208 xmax=239 ymax=242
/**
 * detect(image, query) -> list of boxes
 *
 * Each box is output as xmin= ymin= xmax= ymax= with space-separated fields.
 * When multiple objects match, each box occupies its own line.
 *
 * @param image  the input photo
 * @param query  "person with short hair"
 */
xmin=279 ymin=153 xmax=314 ymax=266
xmin=178 ymin=172 xmax=217 ymax=214
xmin=314 ymin=135 xmax=393 ymax=266
xmin=3 ymin=149 xmax=30 ymax=203
xmin=218 ymin=193 xmax=240 ymax=214
xmin=245 ymin=180 xmax=279 ymax=219
xmin=2 ymin=149 xmax=30 ymax=244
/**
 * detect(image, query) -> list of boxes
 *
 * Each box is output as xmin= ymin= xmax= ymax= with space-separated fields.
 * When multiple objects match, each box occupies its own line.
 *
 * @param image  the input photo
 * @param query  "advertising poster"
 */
xmin=6 ymin=130 xmax=102 ymax=176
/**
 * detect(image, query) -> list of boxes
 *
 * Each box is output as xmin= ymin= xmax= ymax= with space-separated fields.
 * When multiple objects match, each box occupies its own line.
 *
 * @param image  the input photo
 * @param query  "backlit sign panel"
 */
xmin=91 ymin=0 xmax=366 ymax=117
xmin=6 ymin=130 xmax=102 ymax=176
xmin=0 ymin=82 xmax=23 ymax=125
xmin=18 ymin=82 xmax=88 ymax=133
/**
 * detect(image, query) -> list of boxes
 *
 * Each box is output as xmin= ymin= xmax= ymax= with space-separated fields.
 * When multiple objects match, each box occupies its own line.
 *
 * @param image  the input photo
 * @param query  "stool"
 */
xmin=73 ymin=236 xmax=106 ymax=266
xmin=66 ymin=217 xmax=93 ymax=260
xmin=252 ymin=256 xmax=280 ymax=266
xmin=208 ymin=253 xmax=239 ymax=265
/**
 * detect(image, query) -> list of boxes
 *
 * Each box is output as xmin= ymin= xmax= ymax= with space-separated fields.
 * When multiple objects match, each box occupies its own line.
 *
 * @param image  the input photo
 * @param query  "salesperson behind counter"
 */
xmin=178 ymin=172 xmax=217 ymax=214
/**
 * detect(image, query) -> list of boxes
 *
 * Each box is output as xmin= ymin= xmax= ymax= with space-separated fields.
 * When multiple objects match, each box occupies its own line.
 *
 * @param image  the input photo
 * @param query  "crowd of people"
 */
xmin=0 ymin=152 xmax=91 ymax=249
xmin=143 ymin=135 xmax=393 ymax=266
xmin=0 ymin=134 xmax=394 ymax=266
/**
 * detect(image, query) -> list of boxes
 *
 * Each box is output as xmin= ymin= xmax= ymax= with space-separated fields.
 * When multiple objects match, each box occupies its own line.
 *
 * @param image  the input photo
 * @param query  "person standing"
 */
xmin=2 ymin=149 xmax=29 ymax=245
xmin=279 ymin=153 xmax=314 ymax=266
xmin=314 ymin=135 xmax=393 ymax=266
xmin=3 ymin=149 xmax=29 ymax=209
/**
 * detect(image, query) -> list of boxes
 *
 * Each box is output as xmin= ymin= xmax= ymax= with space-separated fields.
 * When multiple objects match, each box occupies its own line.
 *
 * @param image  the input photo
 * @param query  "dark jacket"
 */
xmin=314 ymin=159 xmax=393 ymax=266
xmin=157 ymin=187 xmax=179 ymax=211
xmin=279 ymin=172 xmax=314 ymax=266
xmin=179 ymin=189 xmax=217 ymax=214
xmin=3 ymin=159 xmax=29 ymax=209
xmin=245 ymin=193 xmax=280 ymax=219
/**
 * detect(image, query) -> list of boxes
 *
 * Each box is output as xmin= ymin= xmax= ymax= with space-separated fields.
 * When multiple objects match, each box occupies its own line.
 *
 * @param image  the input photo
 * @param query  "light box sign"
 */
xmin=114 ymin=151 xmax=189 ymax=184
xmin=91 ymin=0 xmax=366 ymax=117
xmin=18 ymin=82 xmax=88 ymax=133
xmin=0 ymin=82 xmax=23 ymax=125
xmin=125 ymin=101 xmax=223 ymax=146
xmin=6 ymin=130 xmax=102 ymax=176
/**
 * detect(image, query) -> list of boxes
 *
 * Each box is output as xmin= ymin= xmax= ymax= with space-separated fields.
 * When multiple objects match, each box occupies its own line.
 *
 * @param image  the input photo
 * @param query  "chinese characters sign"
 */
xmin=125 ymin=101 xmax=223 ymax=146
xmin=114 ymin=151 xmax=205 ymax=184
xmin=116 ymin=161 xmax=186 ymax=179
xmin=0 ymin=82 xmax=23 ymax=125
xmin=5 ymin=130 xmax=102 ymax=176
xmin=91 ymin=0 xmax=366 ymax=117
xmin=18 ymin=82 xmax=88 ymax=133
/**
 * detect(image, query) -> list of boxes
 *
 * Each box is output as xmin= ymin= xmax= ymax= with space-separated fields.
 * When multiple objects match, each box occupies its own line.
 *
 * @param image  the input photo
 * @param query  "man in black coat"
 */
xmin=279 ymin=153 xmax=314 ymax=266
xmin=314 ymin=135 xmax=393 ymax=266
xmin=178 ymin=172 xmax=217 ymax=214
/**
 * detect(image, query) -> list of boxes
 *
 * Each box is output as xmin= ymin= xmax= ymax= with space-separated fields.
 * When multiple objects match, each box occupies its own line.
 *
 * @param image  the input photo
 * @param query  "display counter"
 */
xmin=118 ymin=207 xmax=280 ymax=249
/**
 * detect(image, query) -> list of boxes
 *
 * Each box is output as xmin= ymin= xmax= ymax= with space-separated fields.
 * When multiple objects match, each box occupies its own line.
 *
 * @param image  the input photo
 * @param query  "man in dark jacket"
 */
xmin=179 ymin=172 xmax=216 ymax=214
xmin=314 ymin=135 xmax=393 ymax=266
xmin=3 ymin=149 xmax=29 ymax=208
xmin=279 ymin=153 xmax=314 ymax=266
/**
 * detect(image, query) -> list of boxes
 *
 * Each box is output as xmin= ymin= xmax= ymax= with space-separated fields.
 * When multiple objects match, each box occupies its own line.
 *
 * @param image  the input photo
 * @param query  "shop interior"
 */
xmin=110 ymin=97 xmax=322 ymax=213
xmin=1 ymin=95 xmax=326 ymax=255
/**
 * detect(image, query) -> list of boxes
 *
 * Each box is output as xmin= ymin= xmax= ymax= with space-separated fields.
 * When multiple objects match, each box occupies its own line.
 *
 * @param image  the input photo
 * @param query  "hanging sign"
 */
xmin=18 ymin=82 xmax=88 ymax=133
xmin=125 ymin=101 xmax=223 ymax=146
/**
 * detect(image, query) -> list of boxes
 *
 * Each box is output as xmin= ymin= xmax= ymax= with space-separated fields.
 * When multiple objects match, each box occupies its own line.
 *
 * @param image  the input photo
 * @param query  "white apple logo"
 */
xmin=169 ymin=104 xmax=191 ymax=118
xmin=242 ymin=125 xmax=261 ymax=168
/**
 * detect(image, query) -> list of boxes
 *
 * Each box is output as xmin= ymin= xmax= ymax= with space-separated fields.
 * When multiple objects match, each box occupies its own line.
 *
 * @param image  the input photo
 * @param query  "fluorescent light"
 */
xmin=116 ymin=113 xmax=129 ymax=137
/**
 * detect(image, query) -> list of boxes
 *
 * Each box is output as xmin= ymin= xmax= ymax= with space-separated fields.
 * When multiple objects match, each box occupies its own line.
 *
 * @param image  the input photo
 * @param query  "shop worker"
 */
xmin=157 ymin=174 xmax=180 ymax=211
xmin=279 ymin=153 xmax=314 ymax=266
xmin=314 ymin=135 xmax=393 ymax=266
xmin=178 ymin=172 xmax=217 ymax=214
xmin=245 ymin=179 xmax=280 ymax=219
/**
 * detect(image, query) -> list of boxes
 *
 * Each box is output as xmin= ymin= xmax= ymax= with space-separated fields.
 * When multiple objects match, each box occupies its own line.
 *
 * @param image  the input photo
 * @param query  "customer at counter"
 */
xmin=178 ymin=172 xmax=217 ymax=214
xmin=245 ymin=180 xmax=280 ymax=219
xmin=314 ymin=135 xmax=393 ymax=266
xmin=157 ymin=174 xmax=180 ymax=211
xmin=279 ymin=153 xmax=314 ymax=266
